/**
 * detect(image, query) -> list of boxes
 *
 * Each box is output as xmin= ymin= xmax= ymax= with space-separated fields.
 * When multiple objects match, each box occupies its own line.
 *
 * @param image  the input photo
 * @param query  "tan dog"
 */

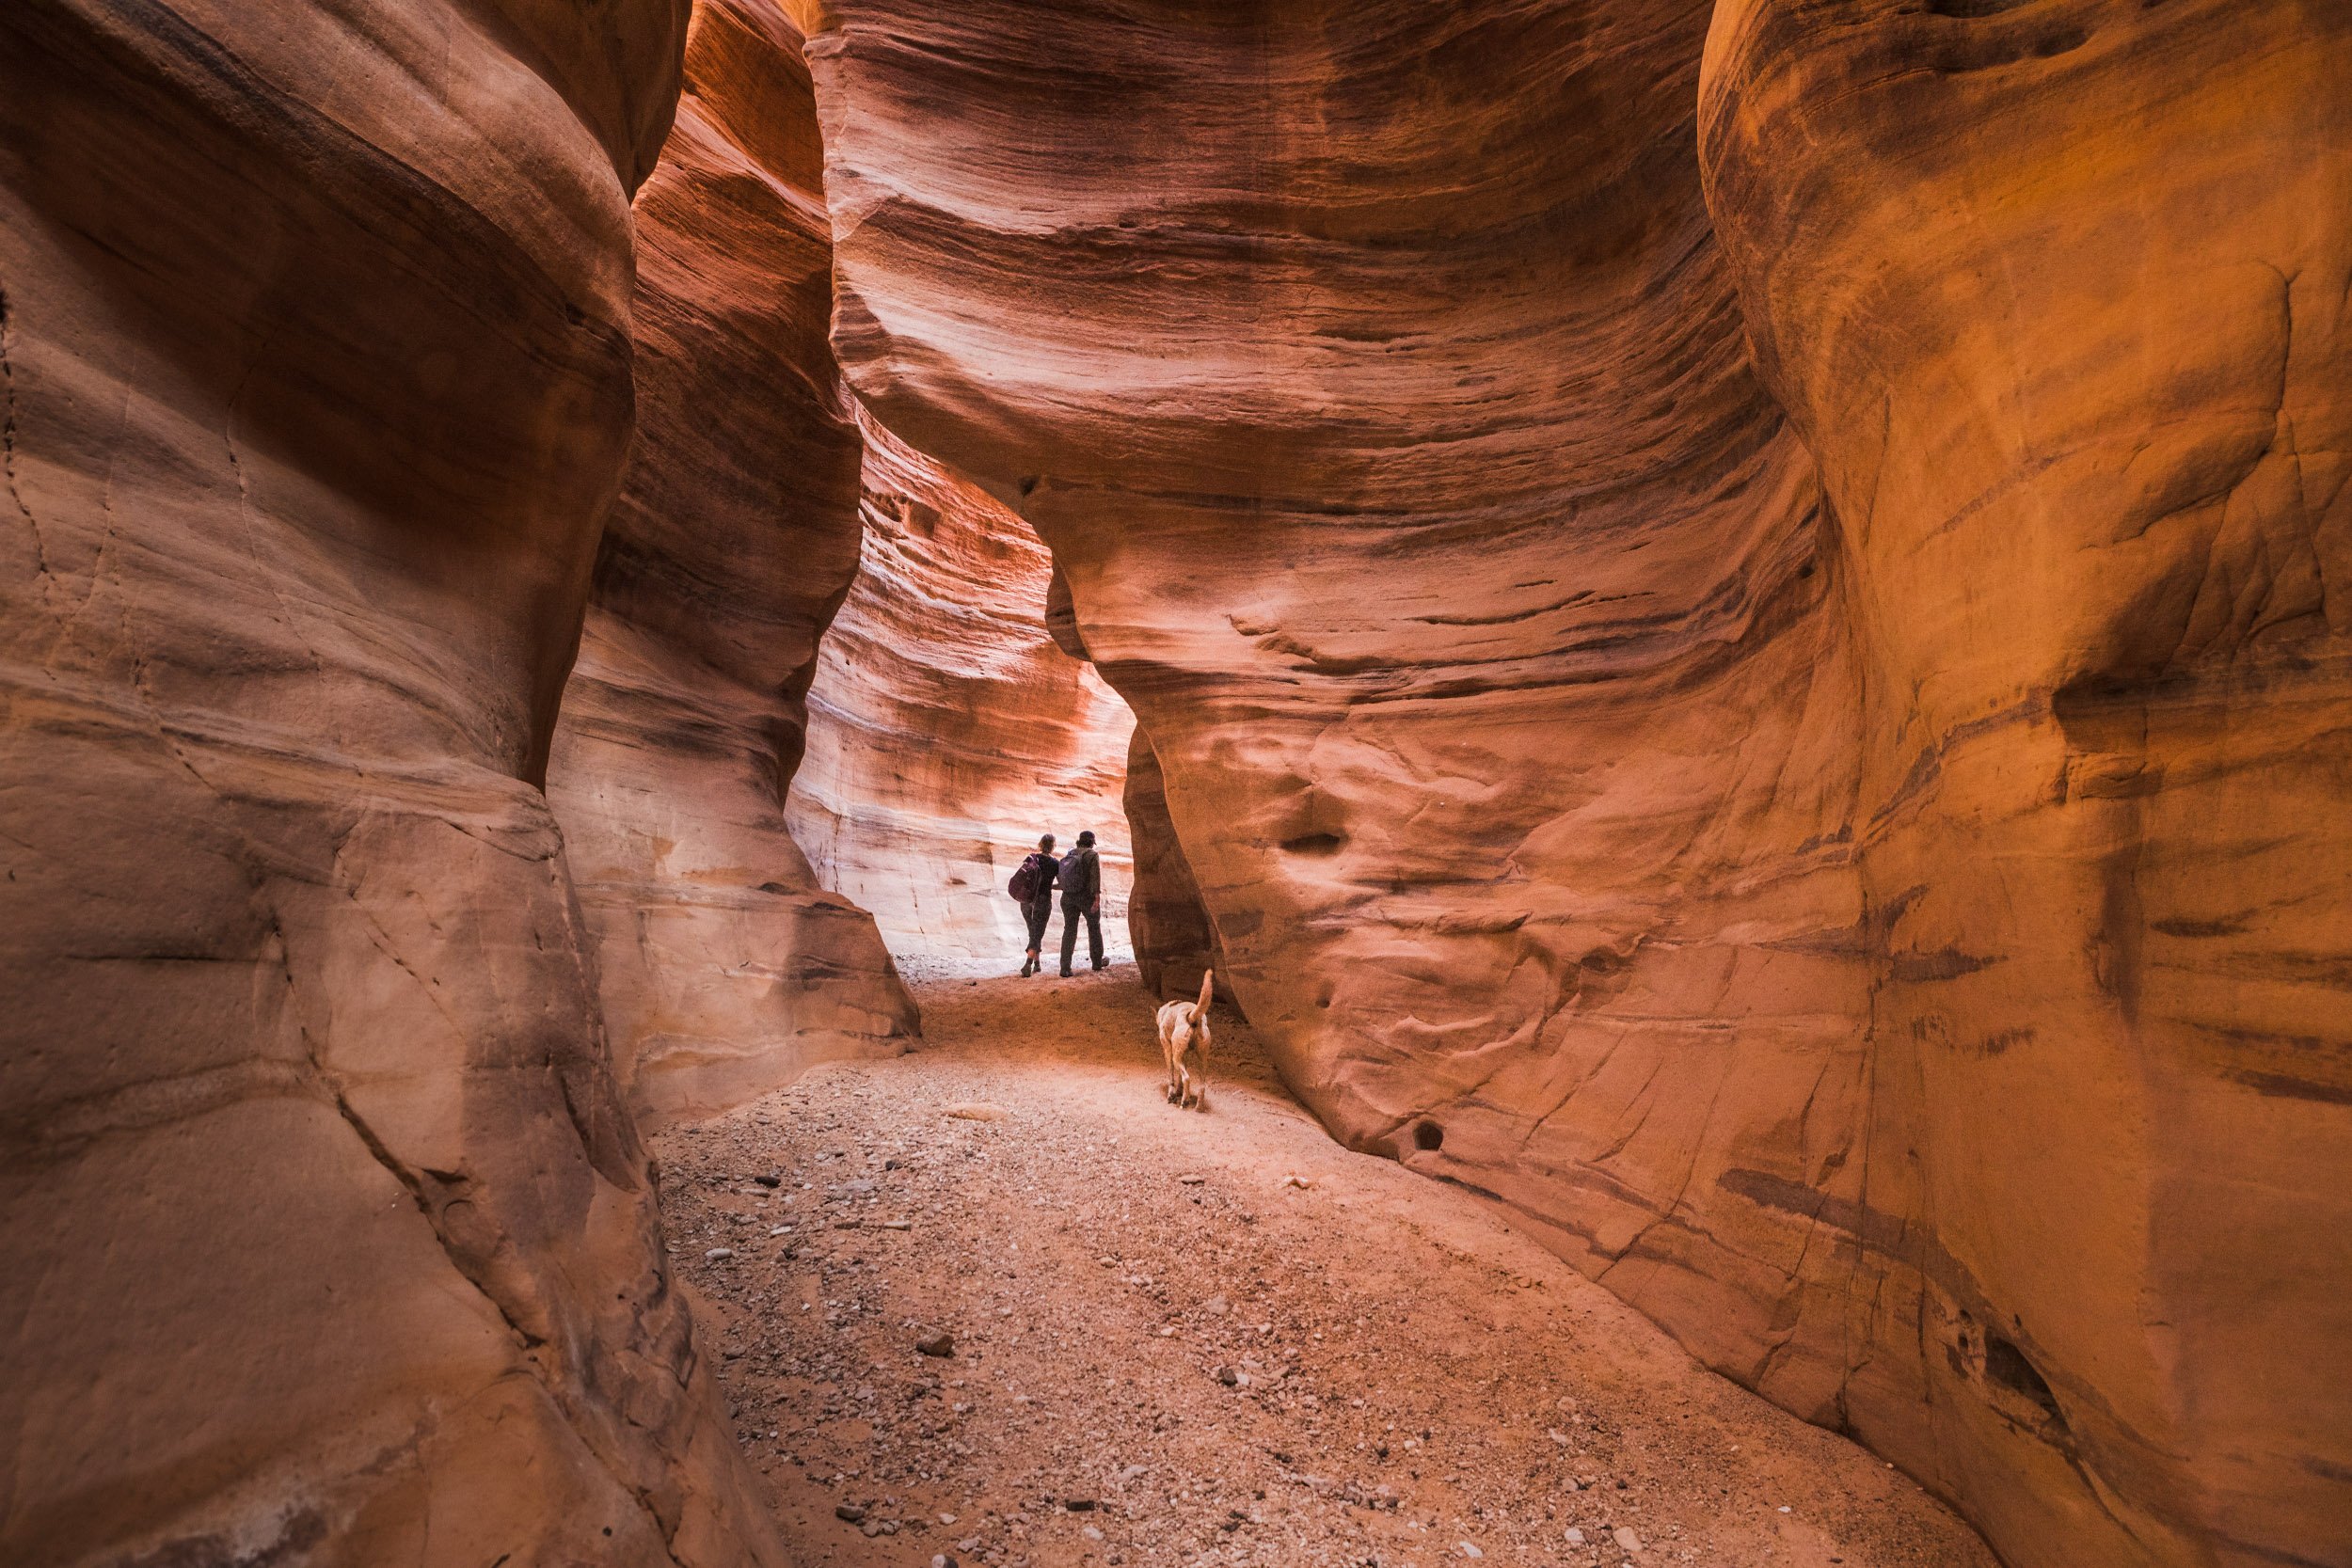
xmin=1156 ymin=970 xmax=1215 ymax=1110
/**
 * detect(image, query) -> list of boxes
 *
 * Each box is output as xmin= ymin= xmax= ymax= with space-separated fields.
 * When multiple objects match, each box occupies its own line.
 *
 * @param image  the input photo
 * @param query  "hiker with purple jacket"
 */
xmin=1009 ymin=833 xmax=1061 ymax=977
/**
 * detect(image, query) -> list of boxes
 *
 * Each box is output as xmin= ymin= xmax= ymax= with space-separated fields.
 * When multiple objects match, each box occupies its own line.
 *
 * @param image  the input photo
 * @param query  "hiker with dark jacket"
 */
xmin=1011 ymin=833 xmax=1060 ymax=977
xmin=1057 ymin=830 xmax=1107 ymax=976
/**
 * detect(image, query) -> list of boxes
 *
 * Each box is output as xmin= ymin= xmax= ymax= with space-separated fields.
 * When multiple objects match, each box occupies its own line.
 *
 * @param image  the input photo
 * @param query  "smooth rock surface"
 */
xmin=808 ymin=5 xmax=2352 ymax=1565
xmin=789 ymin=407 xmax=1135 ymax=974
xmin=1701 ymin=6 xmax=2352 ymax=1565
xmin=1122 ymin=725 xmax=1229 ymax=1006
xmin=547 ymin=0 xmax=918 ymax=1132
xmin=0 ymin=1 xmax=779 ymax=1563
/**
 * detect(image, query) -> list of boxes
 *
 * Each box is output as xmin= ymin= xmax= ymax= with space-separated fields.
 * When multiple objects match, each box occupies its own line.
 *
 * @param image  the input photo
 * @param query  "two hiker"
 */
xmin=1010 ymin=830 xmax=1107 ymax=977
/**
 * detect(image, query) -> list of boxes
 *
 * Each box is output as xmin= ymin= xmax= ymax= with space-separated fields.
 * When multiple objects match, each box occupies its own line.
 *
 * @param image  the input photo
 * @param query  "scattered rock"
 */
xmin=703 ymin=1247 xmax=734 ymax=1261
xmin=945 ymin=1102 xmax=1007 ymax=1121
xmin=835 ymin=1502 xmax=866 ymax=1523
xmin=1614 ymin=1526 xmax=1644 ymax=1553
xmin=651 ymin=974 xmax=1998 ymax=1568
xmin=753 ymin=1174 xmax=783 ymax=1188
xmin=1177 ymin=1174 xmax=1205 ymax=1184
xmin=881 ymin=1219 xmax=914 ymax=1230
xmin=1458 ymin=1543 xmax=1484 ymax=1560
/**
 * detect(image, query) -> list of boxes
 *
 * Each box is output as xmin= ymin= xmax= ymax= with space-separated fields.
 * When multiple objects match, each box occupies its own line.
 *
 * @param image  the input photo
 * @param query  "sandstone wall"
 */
xmin=806 ymin=4 xmax=2352 ymax=1565
xmin=0 ymin=3 xmax=781 ymax=1563
xmin=1122 ymin=727 xmax=1231 ymax=1006
xmin=788 ymin=407 xmax=1136 ymax=973
xmin=547 ymin=0 xmax=918 ymax=1132
xmin=1700 ymin=6 xmax=2352 ymax=1563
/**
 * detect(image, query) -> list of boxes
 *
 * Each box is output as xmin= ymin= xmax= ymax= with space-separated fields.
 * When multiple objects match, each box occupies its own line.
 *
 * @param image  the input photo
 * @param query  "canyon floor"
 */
xmin=657 ymin=967 xmax=1996 ymax=1568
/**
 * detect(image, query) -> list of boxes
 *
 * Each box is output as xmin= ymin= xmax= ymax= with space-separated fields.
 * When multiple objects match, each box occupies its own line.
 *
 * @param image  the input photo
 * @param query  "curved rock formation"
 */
xmin=1122 ymin=726 xmax=1230 ymax=1006
xmin=788 ymin=408 xmax=1135 ymax=972
xmin=0 ymin=3 xmax=780 ymax=1563
xmin=547 ymin=0 xmax=917 ymax=1131
xmin=808 ymin=4 xmax=2352 ymax=1565
xmin=1700 ymin=6 xmax=2352 ymax=1564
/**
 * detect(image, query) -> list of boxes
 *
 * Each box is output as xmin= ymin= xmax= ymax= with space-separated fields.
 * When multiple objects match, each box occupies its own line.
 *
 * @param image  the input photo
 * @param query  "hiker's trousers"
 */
xmin=1059 ymin=900 xmax=1105 ymax=972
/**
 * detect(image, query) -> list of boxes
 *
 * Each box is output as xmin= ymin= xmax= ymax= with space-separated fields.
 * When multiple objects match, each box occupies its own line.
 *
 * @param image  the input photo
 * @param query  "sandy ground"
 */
xmin=656 ymin=965 xmax=1997 ymax=1568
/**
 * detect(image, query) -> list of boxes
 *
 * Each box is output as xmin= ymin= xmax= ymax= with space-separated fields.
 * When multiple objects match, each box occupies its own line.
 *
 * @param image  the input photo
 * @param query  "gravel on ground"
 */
xmin=656 ymin=965 xmax=1996 ymax=1568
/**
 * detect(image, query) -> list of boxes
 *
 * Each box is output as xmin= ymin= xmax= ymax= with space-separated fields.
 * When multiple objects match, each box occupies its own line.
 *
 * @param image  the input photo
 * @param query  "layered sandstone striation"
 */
xmin=788 ymin=408 xmax=1135 ymax=972
xmin=1701 ymin=6 xmax=2352 ymax=1563
xmin=810 ymin=4 xmax=2352 ymax=1565
xmin=547 ymin=0 xmax=916 ymax=1131
xmin=0 ymin=2 xmax=780 ymax=1563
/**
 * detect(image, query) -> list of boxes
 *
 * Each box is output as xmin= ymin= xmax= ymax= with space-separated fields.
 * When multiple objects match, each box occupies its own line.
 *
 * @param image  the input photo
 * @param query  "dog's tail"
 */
xmin=1195 ymin=967 xmax=1215 ymax=1022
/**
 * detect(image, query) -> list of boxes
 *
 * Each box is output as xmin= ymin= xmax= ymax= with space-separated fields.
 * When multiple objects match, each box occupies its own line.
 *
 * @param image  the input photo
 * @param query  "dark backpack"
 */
xmin=1008 ymin=853 xmax=1056 ymax=903
xmin=1057 ymin=847 xmax=1096 ymax=896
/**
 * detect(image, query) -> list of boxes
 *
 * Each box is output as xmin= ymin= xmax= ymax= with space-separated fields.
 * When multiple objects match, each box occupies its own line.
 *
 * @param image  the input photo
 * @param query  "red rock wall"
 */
xmin=806 ymin=4 xmax=2352 ymax=1565
xmin=0 ymin=2 xmax=782 ymax=1563
xmin=547 ymin=0 xmax=918 ymax=1131
xmin=788 ymin=408 xmax=1136 ymax=973
xmin=1123 ymin=726 xmax=1231 ymax=1006
xmin=1700 ymin=6 xmax=2352 ymax=1564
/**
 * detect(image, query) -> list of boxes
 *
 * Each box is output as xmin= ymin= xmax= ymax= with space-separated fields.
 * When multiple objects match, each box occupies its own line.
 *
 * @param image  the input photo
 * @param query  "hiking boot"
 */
xmin=1059 ymin=966 xmax=1073 ymax=978
xmin=1020 ymin=957 xmax=1034 ymax=977
xmin=1092 ymin=958 xmax=1109 ymax=971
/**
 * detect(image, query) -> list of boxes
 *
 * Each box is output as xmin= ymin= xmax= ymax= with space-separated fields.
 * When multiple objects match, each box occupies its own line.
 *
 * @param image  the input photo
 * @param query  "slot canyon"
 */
xmin=0 ymin=3 xmax=2344 ymax=1568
